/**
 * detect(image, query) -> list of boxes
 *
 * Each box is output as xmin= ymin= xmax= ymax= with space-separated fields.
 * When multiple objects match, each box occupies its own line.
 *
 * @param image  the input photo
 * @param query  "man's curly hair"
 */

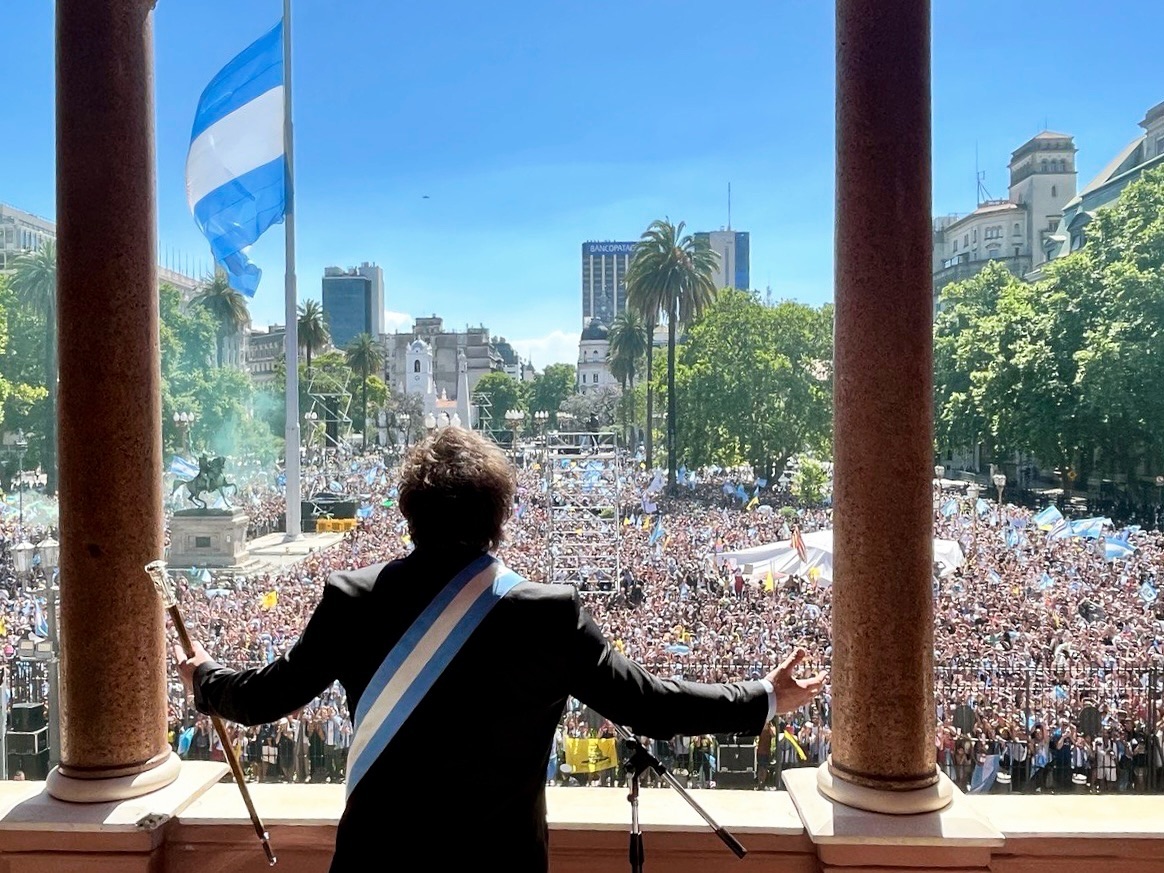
xmin=398 ymin=426 xmax=515 ymax=552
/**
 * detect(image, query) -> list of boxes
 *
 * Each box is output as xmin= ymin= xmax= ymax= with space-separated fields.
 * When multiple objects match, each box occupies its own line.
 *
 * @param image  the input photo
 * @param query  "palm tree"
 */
xmin=191 ymin=270 xmax=251 ymax=367
xmin=345 ymin=333 xmax=384 ymax=440
xmin=297 ymin=299 xmax=330 ymax=372
xmin=607 ymin=309 xmax=649 ymax=451
xmin=10 ymin=241 xmax=58 ymax=495
xmin=625 ymin=219 xmax=718 ymax=491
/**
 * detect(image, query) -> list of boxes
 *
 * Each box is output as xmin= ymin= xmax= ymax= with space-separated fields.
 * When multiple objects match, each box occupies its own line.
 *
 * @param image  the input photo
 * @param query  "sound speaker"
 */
xmin=7 ymin=749 xmax=50 ymax=781
xmin=8 ymin=728 xmax=49 ymax=755
xmin=717 ymin=744 xmax=754 ymax=772
xmin=11 ymin=702 xmax=46 ymax=732
xmin=712 ymin=770 xmax=755 ymax=790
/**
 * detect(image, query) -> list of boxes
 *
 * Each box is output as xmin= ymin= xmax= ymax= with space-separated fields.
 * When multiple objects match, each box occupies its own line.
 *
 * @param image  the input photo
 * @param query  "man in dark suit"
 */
xmin=175 ymin=427 xmax=826 ymax=873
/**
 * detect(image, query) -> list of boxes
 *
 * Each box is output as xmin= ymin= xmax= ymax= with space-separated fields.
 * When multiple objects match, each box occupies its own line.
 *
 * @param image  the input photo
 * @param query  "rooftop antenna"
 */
xmin=975 ymin=141 xmax=994 ymax=205
xmin=727 ymin=182 xmax=732 ymax=231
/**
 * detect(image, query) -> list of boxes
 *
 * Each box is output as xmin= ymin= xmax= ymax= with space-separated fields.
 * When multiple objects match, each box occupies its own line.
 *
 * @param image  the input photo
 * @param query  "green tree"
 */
xmin=607 ymin=309 xmax=648 ymax=449
xmin=345 ymin=333 xmax=384 ymax=440
xmin=10 ymin=241 xmax=58 ymax=493
xmin=669 ymin=288 xmax=832 ymax=476
xmin=297 ymin=299 xmax=329 ymax=372
xmin=191 ymin=271 xmax=251 ymax=368
xmin=626 ymin=219 xmax=718 ymax=491
xmin=791 ymin=456 xmax=830 ymax=505
xmin=473 ymin=371 xmax=526 ymax=426
xmin=530 ymin=363 xmax=576 ymax=425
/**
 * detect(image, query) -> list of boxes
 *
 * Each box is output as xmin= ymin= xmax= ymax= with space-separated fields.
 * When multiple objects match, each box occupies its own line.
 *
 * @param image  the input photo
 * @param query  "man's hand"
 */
xmin=764 ymin=648 xmax=827 ymax=714
xmin=172 ymin=641 xmax=212 ymax=695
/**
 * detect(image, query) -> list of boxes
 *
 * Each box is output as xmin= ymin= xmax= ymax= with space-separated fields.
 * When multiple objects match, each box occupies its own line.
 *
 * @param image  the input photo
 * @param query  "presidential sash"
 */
xmin=345 ymin=554 xmax=522 ymax=797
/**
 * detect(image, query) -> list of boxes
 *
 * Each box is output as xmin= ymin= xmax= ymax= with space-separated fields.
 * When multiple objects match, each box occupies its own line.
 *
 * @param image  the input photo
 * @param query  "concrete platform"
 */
xmin=243 ymin=531 xmax=346 ymax=571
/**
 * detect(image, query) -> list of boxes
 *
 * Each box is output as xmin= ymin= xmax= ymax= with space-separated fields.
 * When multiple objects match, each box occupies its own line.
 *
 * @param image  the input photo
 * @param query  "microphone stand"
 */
xmin=613 ymin=724 xmax=745 ymax=873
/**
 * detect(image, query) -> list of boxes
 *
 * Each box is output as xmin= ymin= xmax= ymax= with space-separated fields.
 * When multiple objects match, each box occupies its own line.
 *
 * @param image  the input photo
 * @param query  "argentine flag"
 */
xmin=185 ymin=21 xmax=286 ymax=297
xmin=170 ymin=455 xmax=200 ymax=479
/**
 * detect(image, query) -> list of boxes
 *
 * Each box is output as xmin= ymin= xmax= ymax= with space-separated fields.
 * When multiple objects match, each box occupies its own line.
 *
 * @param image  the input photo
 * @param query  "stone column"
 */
xmin=49 ymin=0 xmax=179 ymax=801
xmin=819 ymin=0 xmax=951 ymax=813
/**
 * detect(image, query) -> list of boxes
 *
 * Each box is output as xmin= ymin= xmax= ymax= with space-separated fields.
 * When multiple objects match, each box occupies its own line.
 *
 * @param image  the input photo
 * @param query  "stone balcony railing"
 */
xmin=0 ymin=764 xmax=1160 ymax=873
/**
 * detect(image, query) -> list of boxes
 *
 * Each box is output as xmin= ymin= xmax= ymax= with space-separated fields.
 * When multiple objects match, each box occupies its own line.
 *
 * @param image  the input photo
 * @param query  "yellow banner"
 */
xmin=564 ymin=737 xmax=619 ymax=774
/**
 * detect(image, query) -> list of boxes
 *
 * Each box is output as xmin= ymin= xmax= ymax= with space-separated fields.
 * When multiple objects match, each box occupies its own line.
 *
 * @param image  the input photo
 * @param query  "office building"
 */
xmin=581 ymin=241 xmax=635 ymax=328
xmin=321 ymin=262 xmax=385 ymax=348
xmin=694 ymin=230 xmax=750 ymax=290
xmin=932 ymin=131 xmax=1077 ymax=303
xmin=245 ymin=324 xmax=285 ymax=386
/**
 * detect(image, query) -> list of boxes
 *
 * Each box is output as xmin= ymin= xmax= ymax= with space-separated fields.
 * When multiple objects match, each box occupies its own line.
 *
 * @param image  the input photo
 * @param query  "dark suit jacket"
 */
xmin=193 ymin=545 xmax=769 ymax=872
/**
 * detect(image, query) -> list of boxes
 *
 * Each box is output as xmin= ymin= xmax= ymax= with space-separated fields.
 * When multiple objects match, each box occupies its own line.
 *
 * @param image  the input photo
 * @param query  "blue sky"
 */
xmin=3 ymin=2 xmax=1163 ymax=366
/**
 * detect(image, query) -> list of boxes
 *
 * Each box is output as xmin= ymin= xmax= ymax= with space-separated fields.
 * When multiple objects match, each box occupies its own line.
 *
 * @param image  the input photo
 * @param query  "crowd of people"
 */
xmin=2 ymin=441 xmax=1161 ymax=793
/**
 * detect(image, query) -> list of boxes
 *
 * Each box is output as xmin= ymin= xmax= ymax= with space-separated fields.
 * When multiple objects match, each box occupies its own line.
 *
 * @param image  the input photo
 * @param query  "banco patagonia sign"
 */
xmin=583 ymin=242 xmax=636 ymax=256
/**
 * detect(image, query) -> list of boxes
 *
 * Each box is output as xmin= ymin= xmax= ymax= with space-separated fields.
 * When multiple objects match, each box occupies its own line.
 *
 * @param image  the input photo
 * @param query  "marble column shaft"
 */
xmin=830 ymin=0 xmax=937 ymax=792
xmin=55 ymin=0 xmax=169 ymax=780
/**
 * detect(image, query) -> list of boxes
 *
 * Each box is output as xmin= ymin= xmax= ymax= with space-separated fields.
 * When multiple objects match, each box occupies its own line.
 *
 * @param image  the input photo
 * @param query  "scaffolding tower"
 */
xmin=544 ymin=430 xmax=621 ymax=593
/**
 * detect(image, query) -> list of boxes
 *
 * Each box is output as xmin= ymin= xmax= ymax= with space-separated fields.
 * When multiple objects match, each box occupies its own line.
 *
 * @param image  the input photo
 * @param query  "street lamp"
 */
xmin=14 ymin=430 xmax=28 ymax=527
xmin=12 ymin=538 xmax=35 ymax=593
xmin=450 ymin=413 xmax=462 ymax=429
xmin=172 ymin=411 xmax=196 ymax=455
xmin=36 ymin=535 xmax=60 ymax=768
xmin=966 ymin=484 xmax=981 ymax=530
xmin=437 ymin=412 xmax=451 ymax=430
xmin=934 ymin=464 xmax=945 ymax=507
xmin=504 ymin=409 xmax=525 ymax=460
xmin=992 ymin=473 xmax=1007 ymax=507
xmin=424 ymin=412 xmax=436 ymax=435
xmin=400 ymin=413 xmax=411 ymax=448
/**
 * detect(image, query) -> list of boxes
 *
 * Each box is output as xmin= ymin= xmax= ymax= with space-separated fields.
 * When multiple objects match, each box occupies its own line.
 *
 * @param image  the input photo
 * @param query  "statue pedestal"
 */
xmin=168 ymin=510 xmax=249 ymax=569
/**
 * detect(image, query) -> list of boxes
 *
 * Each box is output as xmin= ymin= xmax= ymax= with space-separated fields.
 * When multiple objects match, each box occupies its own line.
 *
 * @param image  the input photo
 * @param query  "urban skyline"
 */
xmin=5 ymin=2 xmax=1164 ymax=368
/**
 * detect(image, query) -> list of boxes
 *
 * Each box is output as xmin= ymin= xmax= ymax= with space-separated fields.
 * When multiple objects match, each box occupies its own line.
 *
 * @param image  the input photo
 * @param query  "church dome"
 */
xmin=580 ymin=318 xmax=609 ymax=341
xmin=408 ymin=339 xmax=431 ymax=355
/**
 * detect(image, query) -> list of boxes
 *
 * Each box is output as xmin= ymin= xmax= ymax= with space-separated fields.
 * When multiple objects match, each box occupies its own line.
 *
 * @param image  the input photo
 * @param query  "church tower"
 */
xmin=405 ymin=339 xmax=436 ymax=413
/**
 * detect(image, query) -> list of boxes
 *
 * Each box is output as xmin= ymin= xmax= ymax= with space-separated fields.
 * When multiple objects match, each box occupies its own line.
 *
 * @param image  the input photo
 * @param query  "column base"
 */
xmin=46 ymin=752 xmax=182 ymax=803
xmin=817 ymin=757 xmax=953 ymax=814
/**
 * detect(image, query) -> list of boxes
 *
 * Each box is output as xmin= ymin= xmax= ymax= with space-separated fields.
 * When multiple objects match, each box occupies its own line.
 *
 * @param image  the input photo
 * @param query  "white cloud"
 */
xmin=383 ymin=309 xmax=413 ymax=333
xmin=509 ymin=330 xmax=577 ymax=370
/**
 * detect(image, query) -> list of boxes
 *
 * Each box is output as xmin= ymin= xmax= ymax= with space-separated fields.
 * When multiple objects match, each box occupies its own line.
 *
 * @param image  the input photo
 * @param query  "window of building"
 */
xmin=1052 ymin=185 xmax=1057 ymax=197
xmin=413 ymin=360 xmax=420 ymax=373
xmin=1040 ymin=160 xmax=1047 ymax=173
xmin=194 ymin=536 xmax=211 ymax=549
xmin=1013 ymin=223 xmax=1021 ymax=236
xmin=972 ymin=228 xmax=977 ymax=242
xmin=953 ymin=239 xmax=958 ymax=253
xmin=963 ymin=233 xmax=969 ymax=247
xmin=1014 ymin=246 xmax=1022 ymax=258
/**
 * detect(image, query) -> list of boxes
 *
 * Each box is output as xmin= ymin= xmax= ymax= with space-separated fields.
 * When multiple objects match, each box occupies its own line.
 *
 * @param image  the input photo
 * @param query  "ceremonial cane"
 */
xmin=146 ymin=561 xmax=277 ymax=866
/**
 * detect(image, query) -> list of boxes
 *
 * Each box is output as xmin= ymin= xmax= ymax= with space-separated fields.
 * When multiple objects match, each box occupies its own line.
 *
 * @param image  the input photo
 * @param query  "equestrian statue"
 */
xmin=172 ymin=455 xmax=237 ymax=510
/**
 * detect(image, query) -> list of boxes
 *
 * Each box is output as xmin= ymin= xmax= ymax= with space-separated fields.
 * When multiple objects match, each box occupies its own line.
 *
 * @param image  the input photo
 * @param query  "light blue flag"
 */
xmin=1038 ymin=572 xmax=1054 ymax=591
xmin=975 ymin=497 xmax=990 ymax=516
xmin=1071 ymin=517 xmax=1108 ymax=539
xmin=1047 ymin=517 xmax=1073 ymax=540
xmin=649 ymin=518 xmax=665 ymax=546
xmin=940 ymin=498 xmax=959 ymax=517
xmin=170 ymin=455 xmax=199 ymax=479
xmin=185 ymin=21 xmax=286 ymax=296
xmin=34 ymin=601 xmax=48 ymax=638
xmin=1032 ymin=505 xmax=1063 ymax=529
xmin=987 ymin=569 xmax=1002 ymax=585
xmin=969 ymin=754 xmax=1000 ymax=794
xmin=756 ymin=478 xmax=768 ymax=489
xmin=1104 ymin=539 xmax=1135 ymax=561
xmin=1140 ymin=581 xmax=1158 ymax=602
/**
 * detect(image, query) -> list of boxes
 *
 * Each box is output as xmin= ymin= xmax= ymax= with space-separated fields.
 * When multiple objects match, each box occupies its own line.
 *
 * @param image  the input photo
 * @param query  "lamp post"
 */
xmin=400 ymin=413 xmax=411 ymax=449
xmin=534 ymin=410 xmax=549 ymax=438
xmin=37 ymin=536 xmax=60 ymax=768
xmin=992 ymin=473 xmax=1006 ymax=507
xmin=504 ymin=409 xmax=524 ymax=461
xmin=437 ymin=412 xmax=451 ymax=430
xmin=172 ymin=411 xmax=196 ymax=455
xmin=12 ymin=538 xmax=35 ymax=594
xmin=933 ymin=464 xmax=945 ymax=509
xmin=450 ymin=413 xmax=461 ymax=429
xmin=14 ymin=431 xmax=28 ymax=527
xmin=966 ymin=484 xmax=981 ymax=531
xmin=1155 ymin=475 xmax=1164 ymax=529
xmin=424 ymin=412 xmax=436 ymax=436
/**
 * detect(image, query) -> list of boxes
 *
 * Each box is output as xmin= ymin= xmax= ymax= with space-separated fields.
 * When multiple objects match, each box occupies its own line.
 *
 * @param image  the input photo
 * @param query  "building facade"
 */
xmin=1042 ymin=99 xmax=1164 ymax=265
xmin=245 ymin=323 xmax=285 ymax=386
xmin=384 ymin=315 xmax=505 ymax=414
xmin=695 ymin=230 xmax=750 ymax=290
xmin=321 ymin=262 xmax=385 ymax=349
xmin=0 ymin=204 xmax=55 ymax=271
xmin=932 ymin=132 xmax=1076 ymax=304
xmin=581 ymin=241 xmax=635 ymax=327
xmin=577 ymin=318 xmax=617 ymax=393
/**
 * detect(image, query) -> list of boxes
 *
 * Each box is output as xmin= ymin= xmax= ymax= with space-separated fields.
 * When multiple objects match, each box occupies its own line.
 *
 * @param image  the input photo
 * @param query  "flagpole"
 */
xmin=281 ymin=0 xmax=302 ymax=542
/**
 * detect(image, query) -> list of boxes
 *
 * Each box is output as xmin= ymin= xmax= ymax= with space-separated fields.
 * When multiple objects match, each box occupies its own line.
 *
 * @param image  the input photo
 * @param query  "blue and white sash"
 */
xmin=345 ymin=554 xmax=522 ymax=797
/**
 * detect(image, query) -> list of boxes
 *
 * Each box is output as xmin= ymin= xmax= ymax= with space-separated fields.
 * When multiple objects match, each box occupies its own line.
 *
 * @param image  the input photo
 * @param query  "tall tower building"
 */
xmin=321 ymin=262 xmax=385 ymax=348
xmin=580 ymin=241 xmax=635 ymax=327
xmin=694 ymin=230 xmax=750 ymax=291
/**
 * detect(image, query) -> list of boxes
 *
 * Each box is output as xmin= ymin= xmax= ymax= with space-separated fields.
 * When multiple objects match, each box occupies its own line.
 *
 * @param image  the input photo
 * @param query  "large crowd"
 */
xmin=2 ymin=442 xmax=1162 ymax=793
